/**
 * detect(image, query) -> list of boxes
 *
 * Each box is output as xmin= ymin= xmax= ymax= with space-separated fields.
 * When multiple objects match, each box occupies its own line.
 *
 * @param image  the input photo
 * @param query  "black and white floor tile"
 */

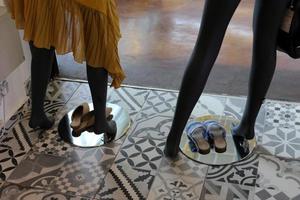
xmin=207 ymin=153 xmax=259 ymax=187
xmin=137 ymin=90 xmax=178 ymax=120
xmin=132 ymin=92 xmax=227 ymax=140
xmin=147 ymin=171 xmax=204 ymax=200
xmin=7 ymin=151 xmax=108 ymax=198
xmin=201 ymin=180 xmax=255 ymax=200
xmin=7 ymin=152 xmax=66 ymax=189
xmin=114 ymin=136 xmax=165 ymax=171
xmin=32 ymin=128 xmax=124 ymax=160
xmin=0 ymin=182 xmax=90 ymax=200
xmin=147 ymin=154 xmax=208 ymax=200
xmin=157 ymin=154 xmax=208 ymax=177
xmin=254 ymin=187 xmax=300 ymax=200
xmin=96 ymin=164 xmax=155 ymax=200
xmin=0 ymin=117 xmax=57 ymax=181
xmin=108 ymin=87 xmax=150 ymax=120
xmin=131 ymin=115 xmax=173 ymax=140
xmin=260 ymin=125 xmax=300 ymax=159
xmin=1 ymin=80 xmax=300 ymax=199
xmin=0 ymin=146 xmax=26 ymax=181
xmin=265 ymin=101 xmax=300 ymax=130
xmin=46 ymin=81 xmax=81 ymax=102
xmin=51 ymin=159 xmax=109 ymax=197
xmin=32 ymin=130 xmax=73 ymax=157
xmin=63 ymin=84 xmax=93 ymax=111
xmin=129 ymin=91 xmax=175 ymax=141
xmin=256 ymin=154 xmax=300 ymax=198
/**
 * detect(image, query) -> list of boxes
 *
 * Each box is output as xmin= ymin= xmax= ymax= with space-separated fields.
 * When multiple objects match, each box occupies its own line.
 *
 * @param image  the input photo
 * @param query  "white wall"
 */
xmin=4 ymin=33 xmax=31 ymax=121
xmin=0 ymin=8 xmax=31 ymax=129
xmin=0 ymin=1 xmax=4 ymax=7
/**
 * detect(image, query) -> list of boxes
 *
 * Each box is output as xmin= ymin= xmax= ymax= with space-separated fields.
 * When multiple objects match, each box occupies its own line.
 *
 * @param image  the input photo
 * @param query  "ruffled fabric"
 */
xmin=4 ymin=0 xmax=124 ymax=88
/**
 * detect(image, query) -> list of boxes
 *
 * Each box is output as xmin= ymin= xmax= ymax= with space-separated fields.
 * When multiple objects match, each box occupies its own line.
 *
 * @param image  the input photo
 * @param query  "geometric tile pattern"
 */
xmin=46 ymin=80 xmax=80 ymax=102
xmin=32 ymin=130 xmax=72 ymax=157
xmin=261 ymin=126 xmax=300 ymax=159
xmin=207 ymin=153 xmax=259 ymax=187
xmin=265 ymin=101 xmax=300 ymax=129
xmin=7 ymin=152 xmax=66 ymax=189
xmin=148 ymin=171 xmax=204 ymax=200
xmin=108 ymin=87 xmax=150 ymax=120
xmin=148 ymin=155 xmax=208 ymax=200
xmin=114 ymin=136 xmax=165 ymax=171
xmin=96 ymin=164 xmax=155 ymax=200
xmin=51 ymin=160 xmax=108 ymax=197
xmin=128 ymin=90 xmax=177 ymax=139
xmin=254 ymin=187 xmax=300 ymax=200
xmin=157 ymin=154 xmax=208 ymax=177
xmin=137 ymin=90 xmax=178 ymax=120
xmin=256 ymin=154 xmax=300 ymax=198
xmin=0 ymin=182 xmax=89 ymax=200
xmin=201 ymin=180 xmax=255 ymax=200
xmin=63 ymin=84 xmax=93 ymax=112
xmin=131 ymin=115 xmax=173 ymax=140
xmin=6 ymin=152 xmax=107 ymax=198
xmin=0 ymin=147 xmax=26 ymax=181
xmin=1 ymin=80 xmax=300 ymax=199
xmin=131 ymin=92 xmax=227 ymax=140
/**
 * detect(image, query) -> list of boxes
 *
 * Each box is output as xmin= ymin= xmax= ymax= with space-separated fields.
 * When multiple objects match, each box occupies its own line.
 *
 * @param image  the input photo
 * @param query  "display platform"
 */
xmin=179 ymin=115 xmax=256 ymax=166
xmin=58 ymin=103 xmax=131 ymax=148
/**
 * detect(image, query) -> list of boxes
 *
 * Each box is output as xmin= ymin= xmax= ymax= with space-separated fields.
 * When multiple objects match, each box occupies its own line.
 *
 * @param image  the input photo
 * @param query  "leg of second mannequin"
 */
xmin=233 ymin=0 xmax=289 ymax=139
xmin=164 ymin=0 xmax=241 ymax=158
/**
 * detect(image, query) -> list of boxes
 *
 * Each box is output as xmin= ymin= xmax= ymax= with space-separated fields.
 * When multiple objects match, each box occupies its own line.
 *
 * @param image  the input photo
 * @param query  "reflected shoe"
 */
xmin=186 ymin=121 xmax=210 ymax=154
xmin=205 ymin=121 xmax=227 ymax=153
xmin=232 ymin=129 xmax=250 ymax=158
xmin=188 ymin=140 xmax=198 ymax=153
xmin=72 ymin=108 xmax=113 ymax=137
xmin=70 ymin=102 xmax=90 ymax=129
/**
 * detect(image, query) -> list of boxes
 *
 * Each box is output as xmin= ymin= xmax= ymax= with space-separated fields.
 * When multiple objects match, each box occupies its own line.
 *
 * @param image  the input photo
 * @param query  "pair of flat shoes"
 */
xmin=70 ymin=103 xmax=113 ymax=136
xmin=187 ymin=120 xmax=227 ymax=154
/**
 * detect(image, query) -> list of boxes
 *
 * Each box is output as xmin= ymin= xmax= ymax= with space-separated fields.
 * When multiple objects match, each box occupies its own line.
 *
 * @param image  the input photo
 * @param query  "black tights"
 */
xmin=29 ymin=42 xmax=115 ymax=134
xmin=164 ymin=0 xmax=290 ymax=158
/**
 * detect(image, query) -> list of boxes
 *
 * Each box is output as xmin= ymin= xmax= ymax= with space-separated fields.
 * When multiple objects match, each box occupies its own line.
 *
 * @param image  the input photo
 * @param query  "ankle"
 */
xmin=232 ymin=123 xmax=255 ymax=139
xmin=94 ymin=120 xmax=116 ymax=134
xmin=29 ymin=114 xmax=54 ymax=129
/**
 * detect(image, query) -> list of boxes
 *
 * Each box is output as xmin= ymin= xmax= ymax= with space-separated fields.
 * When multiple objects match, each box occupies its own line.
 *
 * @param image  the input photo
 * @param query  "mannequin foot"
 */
xmin=164 ymin=137 xmax=180 ymax=159
xmin=94 ymin=120 xmax=117 ymax=143
xmin=29 ymin=114 xmax=55 ymax=130
xmin=232 ymin=122 xmax=255 ymax=140
xmin=232 ymin=133 xmax=250 ymax=158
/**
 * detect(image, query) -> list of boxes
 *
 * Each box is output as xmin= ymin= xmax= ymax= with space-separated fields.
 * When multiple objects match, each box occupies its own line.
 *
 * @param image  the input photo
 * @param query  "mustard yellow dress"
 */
xmin=4 ymin=0 xmax=124 ymax=88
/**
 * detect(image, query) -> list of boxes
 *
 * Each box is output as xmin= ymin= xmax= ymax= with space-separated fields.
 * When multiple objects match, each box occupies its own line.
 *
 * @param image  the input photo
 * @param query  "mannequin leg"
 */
xmin=51 ymin=52 xmax=59 ymax=79
xmin=233 ymin=0 xmax=289 ymax=139
xmin=28 ymin=41 xmax=55 ymax=129
xmin=164 ymin=0 xmax=241 ymax=158
xmin=86 ymin=65 xmax=116 ymax=140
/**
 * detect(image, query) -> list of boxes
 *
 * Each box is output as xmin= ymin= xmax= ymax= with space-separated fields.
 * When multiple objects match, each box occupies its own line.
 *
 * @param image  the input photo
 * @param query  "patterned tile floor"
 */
xmin=0 ymin=80 xmax=300 ymax=200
